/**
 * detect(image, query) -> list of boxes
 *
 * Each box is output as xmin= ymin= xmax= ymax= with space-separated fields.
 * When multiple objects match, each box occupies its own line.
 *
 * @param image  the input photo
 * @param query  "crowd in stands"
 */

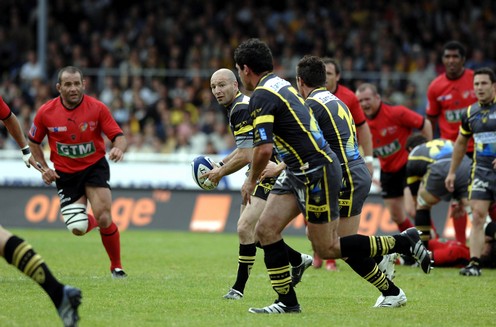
xmin=1 ymin=0 xmax=496 ymax=155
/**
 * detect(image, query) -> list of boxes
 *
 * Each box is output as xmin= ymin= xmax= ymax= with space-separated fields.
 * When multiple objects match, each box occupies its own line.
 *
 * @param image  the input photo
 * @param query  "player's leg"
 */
xmin=86 ymin=185 xmax=126 ymax=277
xmin=250 ymin=192 xmax=301 ymax=312
xmin=460 ymin=199 xmax=491 ymax=276
xmin=225 ymin=197 xmax=265 ymax=299
xmin=415 ymin=184 xmax=441 ymax=247
xmin=0 ymin=226 xmax=81 ymax=325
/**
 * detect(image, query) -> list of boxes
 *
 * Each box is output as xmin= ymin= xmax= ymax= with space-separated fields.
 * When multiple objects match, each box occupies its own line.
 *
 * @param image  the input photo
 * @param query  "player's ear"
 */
xmin=56 ymin=83 xmax=61 ymax=93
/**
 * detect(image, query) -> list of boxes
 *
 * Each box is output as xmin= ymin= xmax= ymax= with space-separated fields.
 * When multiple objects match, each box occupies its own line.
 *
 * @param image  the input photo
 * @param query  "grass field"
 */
xmin=0 ymin=229 xmax=495 ymax=327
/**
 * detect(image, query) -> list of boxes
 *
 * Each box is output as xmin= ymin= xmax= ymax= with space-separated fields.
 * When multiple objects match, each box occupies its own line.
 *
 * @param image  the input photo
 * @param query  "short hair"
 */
xmin=57 ymin=66 xmax=84 ymax=83
xmin=321 ymin=57 xmax=341 ymax=75
xmin=405 ymin=133 xmax=428 ymax=152
xmin=474 ymin=67 xmax=496 ymax=83
xmin=296 ymin=55 xmax=326 ymax=88
xmin=234 ymin=38 xmax=273 ymax=75
xmin=443 ymin=41 xmax=466 ymax=58
xmin=356 ymin=82 xmax=378 ymax=95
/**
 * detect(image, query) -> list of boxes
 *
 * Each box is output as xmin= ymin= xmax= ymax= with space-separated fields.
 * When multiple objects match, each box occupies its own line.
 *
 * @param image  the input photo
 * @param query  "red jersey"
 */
xmin=367 ymin=102 xmax=425 ymax=173
xmin=334 ymin=84 xmax=366 ymax=126
xmin=0 ymin=96 xmax=12 ymax=119
xmin=426 ymin=69 xmax=476 ymax=151
xmin=29 ymin=95 xmax=123 ymax=173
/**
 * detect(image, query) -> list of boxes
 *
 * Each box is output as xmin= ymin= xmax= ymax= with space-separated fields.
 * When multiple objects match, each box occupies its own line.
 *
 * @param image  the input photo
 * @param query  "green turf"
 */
xmin=0 ymin=229 xmax=495 ymax=326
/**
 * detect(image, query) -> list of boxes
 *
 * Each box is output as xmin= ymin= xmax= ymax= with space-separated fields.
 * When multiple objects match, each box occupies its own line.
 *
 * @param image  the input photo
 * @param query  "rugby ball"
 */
xmin=191 ymin=155 xmax=218 ymax=190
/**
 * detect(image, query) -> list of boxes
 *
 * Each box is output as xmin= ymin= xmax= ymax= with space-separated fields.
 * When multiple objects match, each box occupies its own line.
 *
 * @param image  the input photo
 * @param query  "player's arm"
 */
xmin=204 ymin=147 xmax=252 ymax=184
xmin=356 ymin=122 xmax=374 ymax=174
xmin=3 ymin=113 xmax=41 ymax=170
xmin=420 ymin=118 xmax=433 ymax=141
xmin=109 ymin=134 xmax=127 ymax=162
xmin=445 ymin=133 xmax=469 ymax=192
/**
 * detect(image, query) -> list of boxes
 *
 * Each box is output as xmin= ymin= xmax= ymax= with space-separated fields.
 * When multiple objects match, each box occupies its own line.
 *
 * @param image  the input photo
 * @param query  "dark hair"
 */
xmin=296 ymin=55 xmax=326 ymax=88
xmin=321 ymin=57 xmax=341 ymax=75
xmin=443 ymin=41 xmax=466 ymax=58
xmin=474 ymin=67 xmax=496 ymax=83
xmin=234 ymin=38 xmax=273 ymax=75
xmin=57 ymin=66 xmax=84 ymax=83
xmin=405 ymin=133 xmax=428 ymax=152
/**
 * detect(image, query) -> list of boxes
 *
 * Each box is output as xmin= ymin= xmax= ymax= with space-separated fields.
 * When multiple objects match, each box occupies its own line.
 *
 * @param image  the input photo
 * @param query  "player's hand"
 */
xmin=42 ymin=168 xmax=60 ymax=185
xmin=109 ymin=147 xmax=124 ymax=162
xmin=492 ymin=158 xmax=496 ymax=170
xmin=201 ymin=166 xmax=222 ymax=184
xmin=260 ymin=161 xmax=283 ymax=180
xmin=445 ymin=173 xmax=455 ymax=193
xmin=241 ymin=179 xmax=256 ymax=205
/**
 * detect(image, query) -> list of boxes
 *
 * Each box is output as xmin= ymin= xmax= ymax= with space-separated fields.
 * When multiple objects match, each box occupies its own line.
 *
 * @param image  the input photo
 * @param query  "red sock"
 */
xmin=452 ymin=213 xmax=467 ymax=244
xmin=86 ymin=214 xmax=99 ymax=233
xmin=100 ymin=222 xmax=122 ymax=271
xmin=397 ymin=218 xmax=414 ymax=232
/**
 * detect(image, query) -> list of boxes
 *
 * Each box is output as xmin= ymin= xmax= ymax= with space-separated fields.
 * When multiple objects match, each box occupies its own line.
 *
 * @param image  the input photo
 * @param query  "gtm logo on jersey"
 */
xmin=444 ymin=108 xmax=466 ymax=123
xmin=373 ymin=140 xmax=401 ymax=158
xmin=56 ymin=142 xmax=96 ymax=158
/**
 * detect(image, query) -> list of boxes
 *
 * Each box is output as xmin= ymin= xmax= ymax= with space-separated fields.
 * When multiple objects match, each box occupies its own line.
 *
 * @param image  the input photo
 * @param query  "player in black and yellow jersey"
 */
xmin=204 ymin=69 xmax=312 ymax=301
xmin=406 ymin=135 xmax=472 ymax=247
xmin=295 ymin=54 xmax=407 ymax=306
xmin=234 ymin=38 xmax=432 ymax=313
xmin=446 ymin=67 xmax=496 ymax=276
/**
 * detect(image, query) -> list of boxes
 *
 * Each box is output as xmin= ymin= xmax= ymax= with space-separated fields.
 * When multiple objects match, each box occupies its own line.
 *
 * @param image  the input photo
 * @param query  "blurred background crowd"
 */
xmin=1 ymin=0 xmax=496 ymax=155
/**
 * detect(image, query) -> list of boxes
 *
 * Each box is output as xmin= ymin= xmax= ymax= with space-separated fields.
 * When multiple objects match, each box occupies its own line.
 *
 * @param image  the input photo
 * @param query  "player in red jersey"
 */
xmin=356 ymin=83 xmax=432 ymax=234
xmin=426 ymin=41 xmax=477 ymax=245
xmin=316 ymin=57 xmax=375 ymax=271
xmin=28 ymin=66 xmax=128 ymax=279
xmin=0 ymin=96 xmax=81 ymax=326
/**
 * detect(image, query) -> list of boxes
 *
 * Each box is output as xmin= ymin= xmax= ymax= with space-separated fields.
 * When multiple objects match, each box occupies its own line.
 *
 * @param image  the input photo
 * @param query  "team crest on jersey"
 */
xmin=79 ymin=122 xmax=88 ymax=132
xmin=89 ymin=121 xmax=98 ymax=131
xmin=380 ymin=126 xmax=397 ymax=137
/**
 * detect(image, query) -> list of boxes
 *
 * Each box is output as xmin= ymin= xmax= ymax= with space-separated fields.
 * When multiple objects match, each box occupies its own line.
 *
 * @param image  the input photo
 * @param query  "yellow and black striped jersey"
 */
xmin=306 ymin=88 xmax=361 ymax=164
xmin=249 ymin=73 xmax=334 ymax=171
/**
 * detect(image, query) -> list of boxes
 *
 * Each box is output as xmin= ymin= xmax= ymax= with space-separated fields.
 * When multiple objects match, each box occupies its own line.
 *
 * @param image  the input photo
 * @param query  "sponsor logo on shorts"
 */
xmin=471 ymin=178 xmax=489 ymax=192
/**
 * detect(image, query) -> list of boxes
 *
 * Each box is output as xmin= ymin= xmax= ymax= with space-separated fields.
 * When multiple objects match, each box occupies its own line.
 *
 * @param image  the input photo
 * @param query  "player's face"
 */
xmin=210 ymin=74 xmax=237 ymax=106
xmin=57 ymin=72 xmax=85 ymax=108
xmin=473 ymin=74 xmax=496 ymax=104
xmin=356 ymin=88 xmax=380 ymax=117
xmin=325 ymin=63 xmax=338 ymax=93
xmin=442 ymin=49 xmax=465 ymax=78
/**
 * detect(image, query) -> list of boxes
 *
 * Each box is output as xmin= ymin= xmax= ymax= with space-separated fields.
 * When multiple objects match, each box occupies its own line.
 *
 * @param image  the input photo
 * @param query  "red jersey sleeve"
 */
xmin=98 ymin=101 xmax=123 ymax=141
xmin=0 ymin=96 xmax=12 ymax=120
xmin=425 ymin=75 xmax=443 ymax=117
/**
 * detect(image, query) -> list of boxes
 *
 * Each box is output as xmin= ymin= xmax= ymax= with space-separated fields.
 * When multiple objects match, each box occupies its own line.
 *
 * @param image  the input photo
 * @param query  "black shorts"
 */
xmin=252 ymin=176 xmax=277 ymax=201
xmin=380 ymin=165 xmax=406 ymax=199
xmin=271 ymin=161 xmax=342 ymax=223
xmin=55 ymin=157 xmax=111 ymax=208
xmin=339 ymin=160 xmax=372 ymax=217
xmin=425 ymin=157 xmax=470 ymax=201
xmin=469 ymin=166 xmax=496 ymax=201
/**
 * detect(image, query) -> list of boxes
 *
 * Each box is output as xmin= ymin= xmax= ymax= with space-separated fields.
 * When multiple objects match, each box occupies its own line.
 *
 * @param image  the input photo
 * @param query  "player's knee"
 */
xmin=61 ymin=203 xmax=88 ymax=236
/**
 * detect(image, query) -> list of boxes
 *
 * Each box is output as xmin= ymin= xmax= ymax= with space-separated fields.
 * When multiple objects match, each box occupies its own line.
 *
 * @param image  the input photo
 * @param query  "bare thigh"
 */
xmin=256 ymin=193 xmax=300 ymax=245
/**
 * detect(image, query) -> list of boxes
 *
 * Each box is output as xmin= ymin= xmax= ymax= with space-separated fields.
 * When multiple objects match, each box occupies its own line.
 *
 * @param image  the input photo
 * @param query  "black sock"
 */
xmin=340 ymin=234 xmax=398 ymax=257
xmin=345 ymin=256 xmax=399 ymax=296
xmin=285 ymin=243 xmax=302 ymax=267
xmin=485 ymin=221 xmax=496 ymax=239
xmin=263 ymin=239 xmax=298 ymax=306
xmin=232 ymin=243 xmax=256 ymax=293
xmin=4 ymin=235 xmax=64 ymax=307
xmin=415 ymin=209 xmax=432 ymax=248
